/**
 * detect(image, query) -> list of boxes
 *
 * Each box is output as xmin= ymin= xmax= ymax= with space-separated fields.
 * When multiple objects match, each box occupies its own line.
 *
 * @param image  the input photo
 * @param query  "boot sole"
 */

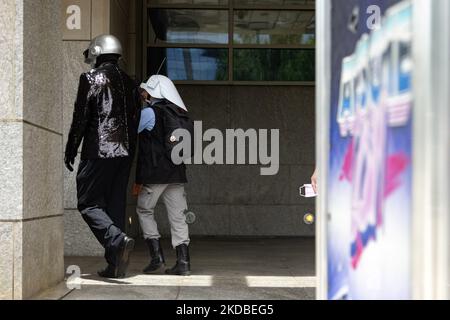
xmin=165 ymin=270 xmax=191 ymax=276
xmin=117 ymin=238 xmax=135 ymax=278
xmin=98 ymin=270 xmax=119 ymax=279
xmin=143 ymin=264 xmax=166 ymax=275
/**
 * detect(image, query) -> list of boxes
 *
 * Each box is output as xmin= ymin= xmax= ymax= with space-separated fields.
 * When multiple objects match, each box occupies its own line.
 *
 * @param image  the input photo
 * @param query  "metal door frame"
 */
xmin=411 ymin=0 xmax=449 ymax=300
xmin=315 ymin=0 xmax=331 ymax=301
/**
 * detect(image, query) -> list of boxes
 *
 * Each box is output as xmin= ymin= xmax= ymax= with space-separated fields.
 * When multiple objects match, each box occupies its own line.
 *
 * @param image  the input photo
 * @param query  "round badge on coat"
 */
xmin=184 ymin=211 xmax=196 ymax=224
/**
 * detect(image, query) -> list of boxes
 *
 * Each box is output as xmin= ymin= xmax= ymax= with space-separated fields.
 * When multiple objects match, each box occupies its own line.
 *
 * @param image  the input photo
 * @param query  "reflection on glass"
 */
xmin=149 ymin=0 xmax=229 ymax=5
xmin=149 ymin=0 xmax=314 ymax=5
xmin=234 ymin=0 xmax=315 ymax=6
xmin=148 ymin=48 xmax=228 ymax=80
xmin=149 ymin=9 xmax=229 ymax=44
xmin=233 ymin=49 xmax=315 ymax=81
xmin=234 ymin=10 xmax=315 ymax=45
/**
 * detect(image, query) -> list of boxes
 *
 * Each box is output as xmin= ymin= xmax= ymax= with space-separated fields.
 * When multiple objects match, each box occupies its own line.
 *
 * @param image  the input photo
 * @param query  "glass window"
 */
xmin=234 ymin=0 xmax=315 ymax=7
xmin=234 ymin=10 xmax=315 ymax=45
xmin=145 ymin=0 xmax=316 ymax=83
xmin=149 ymin=0 xmax=229 ymax=5
xmin=233 ymin=49 xmax=315 ymax=81
xmin=148 ymin=9 xmax=229 ymax=44
xmin=148 ymin=47 xmax=229 ymax=80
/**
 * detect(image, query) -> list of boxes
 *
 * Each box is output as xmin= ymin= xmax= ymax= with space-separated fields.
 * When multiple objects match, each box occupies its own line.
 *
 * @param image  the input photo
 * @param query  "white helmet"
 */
xmin=83 ymin=34 xmax=123 ymax=67
xmin=140 ymin=75 xmax=188 ymax=111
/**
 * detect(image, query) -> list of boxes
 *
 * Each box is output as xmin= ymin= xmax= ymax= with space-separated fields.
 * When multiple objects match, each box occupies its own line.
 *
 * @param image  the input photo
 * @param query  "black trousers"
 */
xmin=76 ymin=157 xmax=133 ymax=267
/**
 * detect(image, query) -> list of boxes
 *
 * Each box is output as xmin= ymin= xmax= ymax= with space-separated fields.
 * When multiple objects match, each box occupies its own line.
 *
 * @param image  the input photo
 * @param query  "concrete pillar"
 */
xmin=0 ymin=0 xmax=64 ymax=299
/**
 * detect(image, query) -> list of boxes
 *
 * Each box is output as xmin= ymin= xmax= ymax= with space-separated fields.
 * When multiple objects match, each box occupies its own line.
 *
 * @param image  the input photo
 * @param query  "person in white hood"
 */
xmin=134 ymin=75 xmax=192 ymax=276
xmin=140 ymin=75 xmax=188 ymax=111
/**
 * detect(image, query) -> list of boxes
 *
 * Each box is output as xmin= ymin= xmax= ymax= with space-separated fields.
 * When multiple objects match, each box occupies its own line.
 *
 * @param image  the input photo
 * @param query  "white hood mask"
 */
xmin=140 ymin=75 xmax=188 ymax=112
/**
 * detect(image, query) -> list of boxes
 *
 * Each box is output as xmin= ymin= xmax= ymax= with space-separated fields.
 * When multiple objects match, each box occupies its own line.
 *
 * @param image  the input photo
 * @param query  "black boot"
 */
xmin=98 ymin=236 xmax=135 ymax=279
xmin=165 ymin=244 xmax=191 ymax=276
xmin=98 ymin=264 xmax=118 ymax=278
xmin=143 ymin=239 xmax=165 ymax=274
xmin=116 ymin=235 xmax=135 ymax=278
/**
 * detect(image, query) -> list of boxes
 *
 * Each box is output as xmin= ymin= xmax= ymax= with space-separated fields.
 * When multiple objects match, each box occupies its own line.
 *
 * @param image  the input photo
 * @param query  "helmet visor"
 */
xmin=83 ymin=49 xmax=94 ymax=65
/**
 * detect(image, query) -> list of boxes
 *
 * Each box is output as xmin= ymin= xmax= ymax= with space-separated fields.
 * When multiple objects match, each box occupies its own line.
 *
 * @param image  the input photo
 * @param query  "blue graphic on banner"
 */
xmin=328 ymin=0 xmax=413 ymax=300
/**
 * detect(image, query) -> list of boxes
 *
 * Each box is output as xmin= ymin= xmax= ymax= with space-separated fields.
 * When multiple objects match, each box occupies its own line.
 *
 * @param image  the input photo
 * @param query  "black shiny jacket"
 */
xmin=65 ymin=62 xmax=141 ymax=160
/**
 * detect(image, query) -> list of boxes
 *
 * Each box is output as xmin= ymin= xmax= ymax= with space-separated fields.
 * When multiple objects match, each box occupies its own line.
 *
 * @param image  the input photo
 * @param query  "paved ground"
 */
xmin=36 ymin=238 xmax=316 ymax=300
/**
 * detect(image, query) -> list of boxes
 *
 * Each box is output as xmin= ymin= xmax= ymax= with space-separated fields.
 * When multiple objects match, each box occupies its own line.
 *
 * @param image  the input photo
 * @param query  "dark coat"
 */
xmin=65 ymin=62 xmax=141 ymax=160
xmin=136 ymin=101 xmax=187 ymax=185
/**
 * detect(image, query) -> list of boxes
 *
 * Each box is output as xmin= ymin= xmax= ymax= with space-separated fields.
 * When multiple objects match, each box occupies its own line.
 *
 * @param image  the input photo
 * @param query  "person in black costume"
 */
xmin=64 ymin=35 xmax=141 ymax=279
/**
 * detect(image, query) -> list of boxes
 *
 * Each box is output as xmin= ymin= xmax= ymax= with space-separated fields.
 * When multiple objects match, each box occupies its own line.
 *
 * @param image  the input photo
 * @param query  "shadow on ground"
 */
xmin=36 ymin=237 xmax=316 ymax=300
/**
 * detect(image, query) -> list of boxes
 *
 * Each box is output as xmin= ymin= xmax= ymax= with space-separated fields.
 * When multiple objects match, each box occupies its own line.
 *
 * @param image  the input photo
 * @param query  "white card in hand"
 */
xmin=299 ymin=184 xmax=317 ymax=198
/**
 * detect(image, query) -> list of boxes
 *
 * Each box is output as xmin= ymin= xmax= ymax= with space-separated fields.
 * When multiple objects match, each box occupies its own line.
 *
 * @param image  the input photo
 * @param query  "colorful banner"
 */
xmin=328 ymin=0 xmax=413 ymax=299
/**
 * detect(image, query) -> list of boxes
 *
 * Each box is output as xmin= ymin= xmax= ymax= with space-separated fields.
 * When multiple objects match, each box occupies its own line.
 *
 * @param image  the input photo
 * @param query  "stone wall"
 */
xmin=0 ymin=0 xmax=64 ymax=299
xmin=142 ymin=85 xmax=317 ymax=237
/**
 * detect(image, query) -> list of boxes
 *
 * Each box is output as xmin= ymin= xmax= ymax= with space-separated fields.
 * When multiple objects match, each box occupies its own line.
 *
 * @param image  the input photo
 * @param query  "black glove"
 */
xmin=64 ymin=155 xmax=75 ymax=172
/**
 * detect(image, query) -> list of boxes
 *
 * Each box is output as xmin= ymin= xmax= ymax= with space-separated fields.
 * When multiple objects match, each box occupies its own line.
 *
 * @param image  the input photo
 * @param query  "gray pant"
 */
xmin=136 ymin=184 xmax=190 ymax=248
